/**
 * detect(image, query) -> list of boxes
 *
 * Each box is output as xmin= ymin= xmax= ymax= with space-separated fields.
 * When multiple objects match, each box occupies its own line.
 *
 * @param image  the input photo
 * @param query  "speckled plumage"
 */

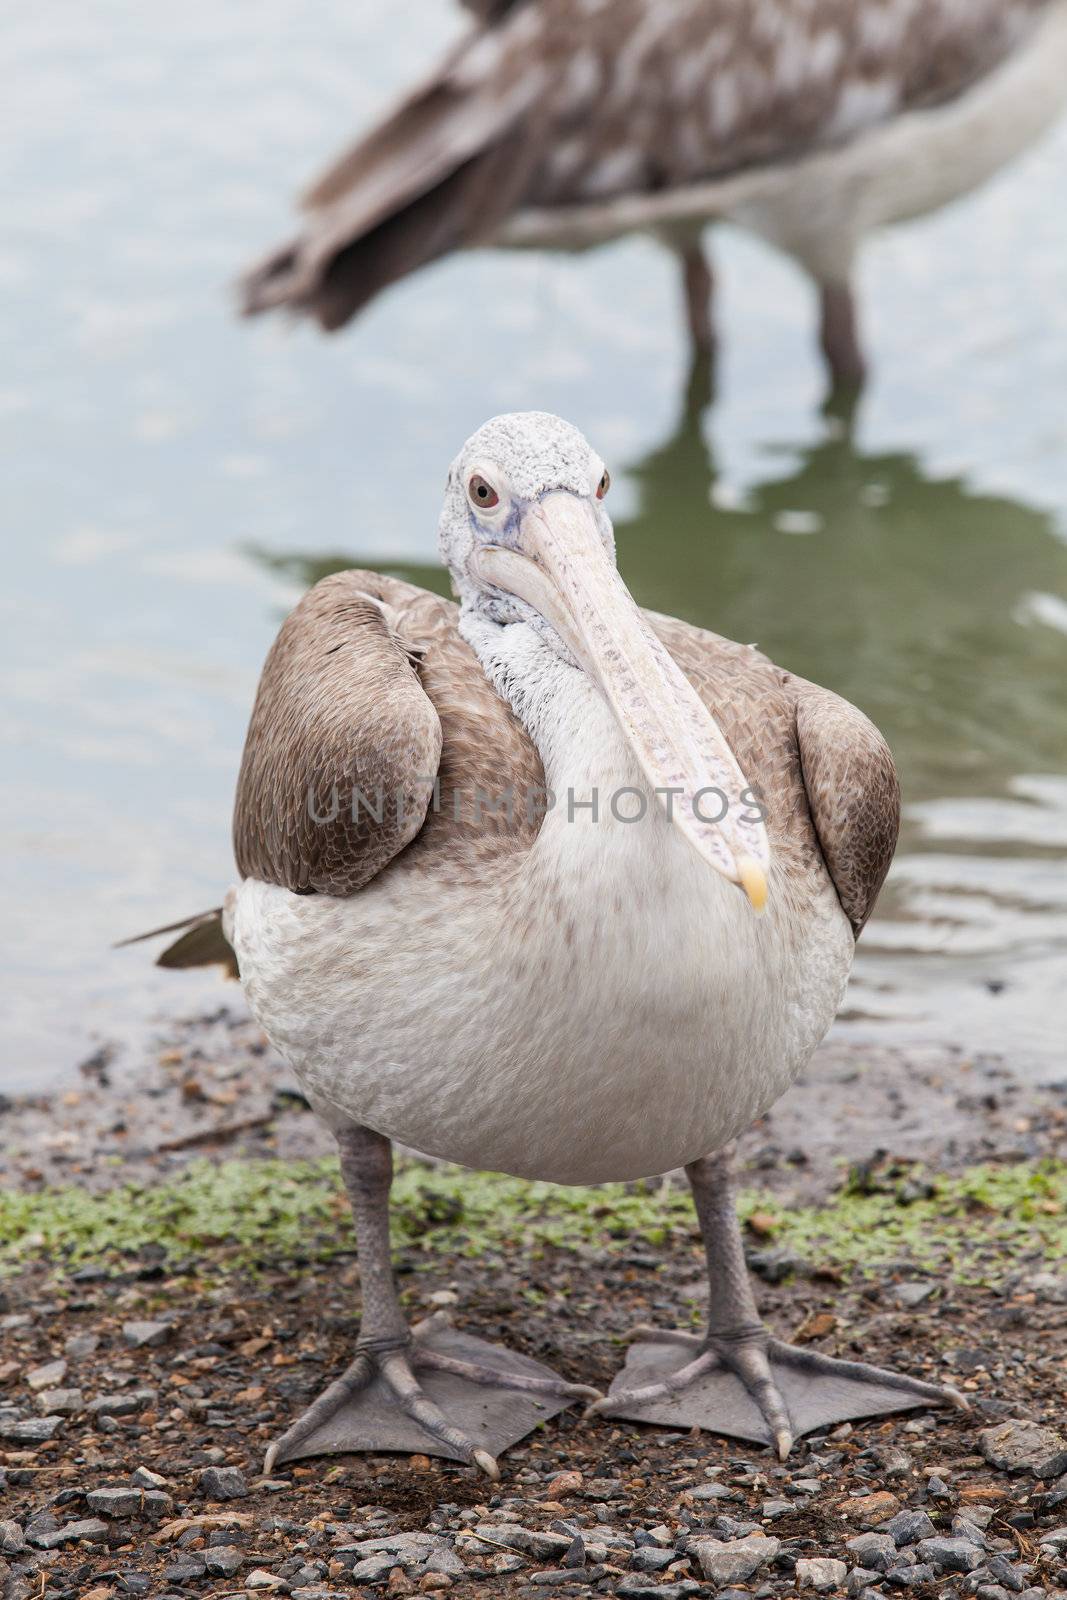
xmin=240 ymin=0 xmax=1063 ymax=334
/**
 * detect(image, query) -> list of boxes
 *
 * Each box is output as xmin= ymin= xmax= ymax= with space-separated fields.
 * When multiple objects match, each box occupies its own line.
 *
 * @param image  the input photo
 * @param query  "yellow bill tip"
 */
xmin=738 ymin=856 xmax=768 ymax=913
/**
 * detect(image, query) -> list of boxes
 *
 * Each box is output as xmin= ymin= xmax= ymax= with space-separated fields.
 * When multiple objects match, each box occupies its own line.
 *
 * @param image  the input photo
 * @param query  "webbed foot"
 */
xmin=590 ymin=1323 xmax=966 ymax=1458
xmin=264 ymin=1312 xmax=600 ymax=1476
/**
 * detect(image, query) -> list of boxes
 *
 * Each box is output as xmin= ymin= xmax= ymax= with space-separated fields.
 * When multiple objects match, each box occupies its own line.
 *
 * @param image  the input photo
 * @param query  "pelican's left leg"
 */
xmin=590 ymin=1146 xmax=965 ymax=1457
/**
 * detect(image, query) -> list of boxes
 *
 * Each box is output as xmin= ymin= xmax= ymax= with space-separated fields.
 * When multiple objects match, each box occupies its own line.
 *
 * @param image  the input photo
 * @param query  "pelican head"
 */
xmin=439 ymin=412 xmax=770 ymax=907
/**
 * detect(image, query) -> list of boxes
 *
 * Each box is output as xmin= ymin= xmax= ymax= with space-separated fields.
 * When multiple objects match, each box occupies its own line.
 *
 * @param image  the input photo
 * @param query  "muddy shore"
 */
xmin=1 ymin=1008 xmax=1065 ymax=1600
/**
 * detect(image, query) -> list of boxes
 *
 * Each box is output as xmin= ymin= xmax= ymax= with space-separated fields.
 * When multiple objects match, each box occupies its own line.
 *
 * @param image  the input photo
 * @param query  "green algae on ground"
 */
xmin=0 ymin=1156 xmax=1063 ymax=1284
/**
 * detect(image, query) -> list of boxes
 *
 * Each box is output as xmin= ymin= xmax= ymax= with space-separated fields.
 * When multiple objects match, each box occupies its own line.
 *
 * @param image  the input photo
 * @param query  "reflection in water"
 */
xmin=249 ymin=361 xmax=1067 ymax=1073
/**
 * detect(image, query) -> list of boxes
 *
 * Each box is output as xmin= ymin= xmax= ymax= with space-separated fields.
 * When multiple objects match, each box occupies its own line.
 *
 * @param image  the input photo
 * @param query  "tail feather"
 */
xmin=115 ymin=908 xmax=238 ymax=979
xmin=239 ymin=15 xmax=545 ymax=329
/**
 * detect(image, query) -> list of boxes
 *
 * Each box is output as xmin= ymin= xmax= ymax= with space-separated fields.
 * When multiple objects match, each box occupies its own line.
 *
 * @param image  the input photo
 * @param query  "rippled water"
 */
xmin=4 ymin=0 xmax=1067 ymax=1089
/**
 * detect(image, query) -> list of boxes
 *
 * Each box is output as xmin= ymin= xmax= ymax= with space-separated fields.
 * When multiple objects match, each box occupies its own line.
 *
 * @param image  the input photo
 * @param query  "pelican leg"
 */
xmin=590 ymin=1146 xmax=964 ymax=1457
xmin=263 ymin=1125 xmax=597 ymax=1477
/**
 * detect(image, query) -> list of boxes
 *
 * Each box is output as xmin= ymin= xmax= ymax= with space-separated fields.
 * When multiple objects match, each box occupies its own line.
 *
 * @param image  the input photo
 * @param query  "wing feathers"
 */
xmin=795 ymin=681 xmax=900 ymax=937
xmin=233 ymin=572 xmax=443 ymax=896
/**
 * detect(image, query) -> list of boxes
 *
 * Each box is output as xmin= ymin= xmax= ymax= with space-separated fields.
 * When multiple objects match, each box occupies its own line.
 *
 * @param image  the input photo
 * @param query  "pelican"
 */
xmin=141 ymin=412 xmax=963 ymax=1475
xmin=240 ymin=0 xmax=1067 ymax=385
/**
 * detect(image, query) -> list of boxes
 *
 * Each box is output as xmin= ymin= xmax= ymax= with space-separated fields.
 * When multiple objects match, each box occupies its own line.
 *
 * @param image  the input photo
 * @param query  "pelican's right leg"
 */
xmin=263 ymin=1125 xmax=598 ymax=1478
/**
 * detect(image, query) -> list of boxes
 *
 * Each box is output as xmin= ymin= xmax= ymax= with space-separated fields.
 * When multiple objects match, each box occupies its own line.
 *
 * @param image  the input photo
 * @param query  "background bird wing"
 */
xmin=241 ymin=0 xmax=1047 ymax=326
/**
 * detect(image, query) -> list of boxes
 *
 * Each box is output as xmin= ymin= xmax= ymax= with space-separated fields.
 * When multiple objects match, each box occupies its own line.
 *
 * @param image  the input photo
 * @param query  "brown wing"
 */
xmin=648 ymin=611 xmax=898 ymax=938
xmin=233 ymin=571 xmax=442 ymax=895
xmin=794 ymin=681 xmax=900 ymax=937
xmin=233 ymin=570 xmax=544 ymax=897
xmin=241 ymin=0 xmax=1048 ymax=327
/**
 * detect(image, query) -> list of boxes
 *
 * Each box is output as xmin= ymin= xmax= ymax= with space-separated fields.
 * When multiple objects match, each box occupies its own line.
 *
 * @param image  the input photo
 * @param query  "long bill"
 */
xmin=471 ymin=491 xmax=771 ymax=909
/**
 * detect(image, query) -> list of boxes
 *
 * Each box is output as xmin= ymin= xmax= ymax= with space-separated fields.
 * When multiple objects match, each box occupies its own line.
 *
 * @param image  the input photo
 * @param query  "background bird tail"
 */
xmin=114 ymin=908 xmax=238 ymax=978
xmin=239 ymin=31 xmax=541 ymax=330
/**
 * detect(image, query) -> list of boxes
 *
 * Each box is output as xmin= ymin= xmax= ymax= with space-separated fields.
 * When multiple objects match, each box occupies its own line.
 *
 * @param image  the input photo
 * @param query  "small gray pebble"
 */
xmin=197 ymin=1464 xmax=249 ymax=1500
xmin=204 ymin=1545 xmax=243 ymax=1578
xmin=917 ymin=1536 xmax=984 ymax=1573
xmin=0 ymin=1520 xmax=25 ymax=1555
xmin=884 ymin=1509 xmax=937 ymax=1546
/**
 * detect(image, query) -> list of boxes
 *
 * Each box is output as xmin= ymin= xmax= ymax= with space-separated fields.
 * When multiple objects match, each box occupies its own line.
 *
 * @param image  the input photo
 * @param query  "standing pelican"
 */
xmin=240 ymin=0 xmax=1067 ymax=385
xmin=144 ymin=413 xmax=961 ymax=1473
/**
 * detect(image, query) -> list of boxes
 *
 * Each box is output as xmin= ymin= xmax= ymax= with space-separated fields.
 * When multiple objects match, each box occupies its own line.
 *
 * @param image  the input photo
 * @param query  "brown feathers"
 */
xmin=240 ymin=0 xmax=1048 ymax=330
xmin=233 ymin=572 xmax=900 ymax=940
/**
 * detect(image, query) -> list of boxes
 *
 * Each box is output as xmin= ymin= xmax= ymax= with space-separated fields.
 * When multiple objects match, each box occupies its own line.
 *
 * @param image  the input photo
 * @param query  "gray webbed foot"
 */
xmin=590 ymin=1323 xmax=966 ymax=1458
xmin=264 ymin=1312 xmax=599 ymax=1477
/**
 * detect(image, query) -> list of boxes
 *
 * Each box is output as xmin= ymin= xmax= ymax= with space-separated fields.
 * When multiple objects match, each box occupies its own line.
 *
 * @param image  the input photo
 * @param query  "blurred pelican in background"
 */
xmin=241 ymin=0 xmax=1067 ymax=388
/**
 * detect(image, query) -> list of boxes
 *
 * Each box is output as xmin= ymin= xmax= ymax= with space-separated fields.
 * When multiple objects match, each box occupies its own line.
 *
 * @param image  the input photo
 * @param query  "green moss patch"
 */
xmin=0 ymin=1156 xmax=1062 ymax=1285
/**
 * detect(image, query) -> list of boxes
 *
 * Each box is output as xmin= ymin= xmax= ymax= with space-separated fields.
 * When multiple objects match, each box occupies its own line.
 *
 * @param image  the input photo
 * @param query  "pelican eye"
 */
xmin=596 ymin=469 xmax=611 ymax=499
xmin=468 ymin=474 xmax=500 ymax=509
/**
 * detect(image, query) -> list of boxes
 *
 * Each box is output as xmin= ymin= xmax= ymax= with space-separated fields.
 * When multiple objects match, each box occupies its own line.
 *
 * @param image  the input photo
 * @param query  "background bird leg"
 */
xmin=263 ymin=1124 xmax=597 ymax=1476
xmin=679 ymin=241 xmax=716 ymax=359
xmin=818 ymin=279 xmax=867 ymax=390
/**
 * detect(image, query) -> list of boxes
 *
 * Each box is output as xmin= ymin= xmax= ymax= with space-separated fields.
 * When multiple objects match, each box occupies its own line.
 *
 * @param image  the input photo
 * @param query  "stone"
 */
xmin=64 ymin=1333 xmax=100 ymax=1359
xmin=204 ymin=1545 xmax=243 ymax=1577
xmin=952 ymin=1515 xmax=989 ymax=1548
xmin=122 ymin=1320 xmax=173 ymax=1349
xmin=544 ymin=1470 xmax=583 ymax=1498
xmin=164 ymin=1555 xmax=207 ymax=1581
xmin=883 ymin=1509 xmax=937 ymax=1546
xmin=916 ymin=1536 xmax=983 ymax=1573
xmin=131 ymin=1465 xmax=168 ymax=1489
xmin=631 ymin=1547 xmax=676 ymax=1573
xmin=25 ymin=1359 xmax=67 ymax=1391
xmin=762 ymin=1498 xmax=793 ymax=1519
xmin=845 ymin=1533 xmax=897 ymax=1573
xmin=985 ymin=1553 xmax=1027 ymax=1591
xmin=979 ymin=1421 xmax=1067 ymax=1480
xmin=33 ymin=1518 xmax=109 ymax=1549
xmin=420 ymin=1544 xmax=466 ymax=1578
xmin=37 ymin=1387 xmax=82 ymax=1414
xmin=350 ymin=1574 xmax=396 ymax=1600
xmin=87 ymin=1389 xmax=155 ymax=1418
xmin=0 ymin=1521 xmax=25 ymax=1555
xmin=466 ymin=1524 xmax=571 ymax=1563
xmin=847 ymin=1572 xmax=880 ymax=1597
xmin=247 ymin=1575 xmax=288 ymax=1593
xmin=115 ymin=1576 xmax=153 ymax=1596
xmin=616 ymin=1582 xmax=702 ymax=1600
xmin=198 ymin=1464 xmax=249 ymax=1500
xmin=957 ymin=1505 xmax=997 ymax=1530
xmin=888 ymin=1562 xmax=935 ymax=1587
xmin=840 ymin=1491 xmax=902 ymax=1527
xmin=895 ymin=1281 xmax=936 ymax=1308
xmin=87 ymin=1486 xmax=142 ymax=1517
xmin=688 ymin=1481 xmax=733 ymax=1500
xmin=692 ymin=1535 xmax=780 ymax=1585
xmin=0 ymin=1415 xmax=63 ymax=1443
xmin=796 ymin=1556 xmax=848 ymax=1590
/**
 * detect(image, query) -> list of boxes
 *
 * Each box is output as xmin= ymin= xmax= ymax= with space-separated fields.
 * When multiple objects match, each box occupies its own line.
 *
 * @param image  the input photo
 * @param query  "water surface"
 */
xmin=4 ymin=0 xmax=1067 ymax=1089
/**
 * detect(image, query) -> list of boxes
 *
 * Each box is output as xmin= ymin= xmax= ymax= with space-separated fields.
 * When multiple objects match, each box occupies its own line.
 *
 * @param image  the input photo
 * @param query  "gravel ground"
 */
xmin=1 ymin=1009 xmax=1066 ymax=1600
